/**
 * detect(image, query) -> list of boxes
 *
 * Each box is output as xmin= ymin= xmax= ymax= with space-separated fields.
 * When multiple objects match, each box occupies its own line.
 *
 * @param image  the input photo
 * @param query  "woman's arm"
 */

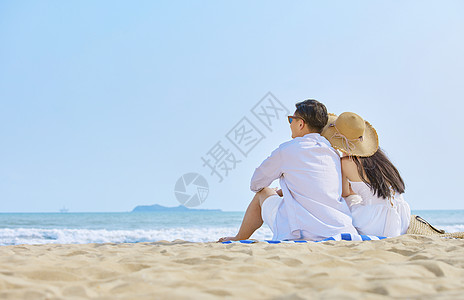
xmin=341 ymin=157 xmax=356 ymax=197
xmin=341 ymin=175 xmax=354 ymax=197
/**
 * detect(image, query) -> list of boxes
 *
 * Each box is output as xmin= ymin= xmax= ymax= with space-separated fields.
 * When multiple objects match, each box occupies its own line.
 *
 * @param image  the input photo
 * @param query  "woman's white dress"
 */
xmin=345 ymin=180 xmax=411 ymax=237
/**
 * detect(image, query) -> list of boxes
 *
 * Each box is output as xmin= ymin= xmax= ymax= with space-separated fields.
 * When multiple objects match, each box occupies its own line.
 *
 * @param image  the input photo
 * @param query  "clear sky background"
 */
xmin=1 ymin=1 xmax=463 ymax=212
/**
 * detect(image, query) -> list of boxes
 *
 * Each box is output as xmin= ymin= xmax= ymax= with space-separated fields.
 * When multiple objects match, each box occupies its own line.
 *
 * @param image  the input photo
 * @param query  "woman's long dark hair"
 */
xmin=352 ymin=148 xmax=405 ymax=199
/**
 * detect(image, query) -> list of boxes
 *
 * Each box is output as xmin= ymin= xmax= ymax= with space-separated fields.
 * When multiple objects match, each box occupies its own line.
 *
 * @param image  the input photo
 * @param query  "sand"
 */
xmin=0 ymin=235 xmax=463 ymax=299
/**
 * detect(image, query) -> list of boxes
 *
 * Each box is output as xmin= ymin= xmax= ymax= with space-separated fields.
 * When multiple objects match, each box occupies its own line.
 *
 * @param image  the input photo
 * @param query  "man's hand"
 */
xmin=272 ymin=187 xmax=283 ymax=197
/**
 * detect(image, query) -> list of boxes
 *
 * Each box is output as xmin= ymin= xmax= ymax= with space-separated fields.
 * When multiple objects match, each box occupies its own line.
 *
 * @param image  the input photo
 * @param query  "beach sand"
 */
xmin=0 ymin=235 xmax=463 ymax=299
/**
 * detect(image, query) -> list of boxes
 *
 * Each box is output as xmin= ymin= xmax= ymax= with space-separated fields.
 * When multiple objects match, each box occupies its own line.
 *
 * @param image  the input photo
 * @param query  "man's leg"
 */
xmin=218 ymin=187 xmax=278 ymax=242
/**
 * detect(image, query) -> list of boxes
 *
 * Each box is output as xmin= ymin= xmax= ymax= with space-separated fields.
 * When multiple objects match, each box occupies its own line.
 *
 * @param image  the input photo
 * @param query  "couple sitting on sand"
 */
xmin=218 ymin=99 xmax=411 ymax=242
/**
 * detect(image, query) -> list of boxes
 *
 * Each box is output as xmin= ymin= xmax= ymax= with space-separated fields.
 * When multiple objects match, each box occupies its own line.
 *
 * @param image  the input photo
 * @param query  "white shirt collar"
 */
xmin=301 ymin=132 xmax=333 ymax=147
xmin=302 ymin=133 xmax=321 ymax=139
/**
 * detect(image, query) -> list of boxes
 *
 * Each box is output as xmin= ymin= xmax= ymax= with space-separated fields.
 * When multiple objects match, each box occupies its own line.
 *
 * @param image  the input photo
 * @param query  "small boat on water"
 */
xmin=59 ymin=207 xmax=69 ymax=213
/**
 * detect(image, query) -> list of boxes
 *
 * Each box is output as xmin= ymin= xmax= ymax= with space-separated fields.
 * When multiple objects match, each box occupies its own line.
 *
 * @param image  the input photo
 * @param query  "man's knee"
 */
xmin=257 ymin=187 xmax=278 ymax=207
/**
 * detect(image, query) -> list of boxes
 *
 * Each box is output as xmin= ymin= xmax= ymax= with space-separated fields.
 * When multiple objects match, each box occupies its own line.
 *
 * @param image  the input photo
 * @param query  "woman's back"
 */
xmin=341 ymin=150 xmax=411 ymax=237
xmin=320 ymin=112 xmax=411 ymax=237
xmin=346 ymin=179 xmax=411 ymax=237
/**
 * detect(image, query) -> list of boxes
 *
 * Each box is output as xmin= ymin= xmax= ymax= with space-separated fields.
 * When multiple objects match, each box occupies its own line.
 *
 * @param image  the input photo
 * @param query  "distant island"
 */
xmin=131 ymin=204 xmax=222 ymax=212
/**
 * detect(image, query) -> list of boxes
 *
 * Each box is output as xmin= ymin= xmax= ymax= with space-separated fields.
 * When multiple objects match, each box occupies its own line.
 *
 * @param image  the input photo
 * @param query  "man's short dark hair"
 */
xmin=294 ymin=99 xmax=328 ymax=133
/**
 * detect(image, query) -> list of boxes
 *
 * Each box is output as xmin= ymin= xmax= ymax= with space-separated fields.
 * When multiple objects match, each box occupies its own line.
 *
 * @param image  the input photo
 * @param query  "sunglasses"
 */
xmin=287 ymin=115 xmax=304 ymax=124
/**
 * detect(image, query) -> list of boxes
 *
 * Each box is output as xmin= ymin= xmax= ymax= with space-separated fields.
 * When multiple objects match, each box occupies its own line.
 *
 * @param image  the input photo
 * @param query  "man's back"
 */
xmin=251 ymin=133 xmax=357 ymax=241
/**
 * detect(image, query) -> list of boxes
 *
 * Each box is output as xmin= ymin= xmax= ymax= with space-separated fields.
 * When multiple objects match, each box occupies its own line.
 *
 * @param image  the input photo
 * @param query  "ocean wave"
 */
xmin=2 ymin=224 xmax=462 ymax=246
xmin=440 ymin=225 xmax=464 ymax=233
xmin=0 ymin=227 xmax=274 ymax=246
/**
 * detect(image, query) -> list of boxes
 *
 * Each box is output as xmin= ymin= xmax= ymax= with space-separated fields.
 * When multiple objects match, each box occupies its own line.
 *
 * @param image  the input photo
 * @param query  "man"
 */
xmin=218 ymin=99 xmax=357 ymax=242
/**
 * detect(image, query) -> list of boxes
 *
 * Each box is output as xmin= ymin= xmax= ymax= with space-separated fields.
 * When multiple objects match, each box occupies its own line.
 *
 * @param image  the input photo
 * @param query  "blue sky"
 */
xmin=1 ymin=1 xmax=463 ymax=212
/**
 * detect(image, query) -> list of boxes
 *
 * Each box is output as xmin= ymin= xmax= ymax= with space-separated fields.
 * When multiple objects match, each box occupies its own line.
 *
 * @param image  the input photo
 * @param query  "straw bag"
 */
xmin=406 ymin=215 xmax=464 ymax=239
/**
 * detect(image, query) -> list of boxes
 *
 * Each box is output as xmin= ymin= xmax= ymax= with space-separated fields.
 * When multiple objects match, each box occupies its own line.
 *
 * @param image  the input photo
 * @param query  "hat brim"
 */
xmin=321 ymin=113 xmax=379 ymax=157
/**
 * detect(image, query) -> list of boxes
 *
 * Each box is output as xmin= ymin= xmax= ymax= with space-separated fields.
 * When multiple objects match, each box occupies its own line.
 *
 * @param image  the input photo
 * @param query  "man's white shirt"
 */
xmin=250 ymin=133 xmax=357 ymax=241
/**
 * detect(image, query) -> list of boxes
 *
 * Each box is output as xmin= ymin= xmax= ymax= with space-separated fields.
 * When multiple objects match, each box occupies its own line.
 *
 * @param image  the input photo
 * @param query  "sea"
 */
xmin=0 ymin=210 xmax=463 ymax=246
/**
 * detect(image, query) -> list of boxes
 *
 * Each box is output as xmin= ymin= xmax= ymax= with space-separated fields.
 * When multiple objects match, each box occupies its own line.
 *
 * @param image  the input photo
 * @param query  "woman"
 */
xmin=321 ymin=112 xmax=411 ymax=237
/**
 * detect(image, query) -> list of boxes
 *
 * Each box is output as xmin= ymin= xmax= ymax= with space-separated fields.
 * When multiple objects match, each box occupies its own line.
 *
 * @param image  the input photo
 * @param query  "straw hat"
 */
xmin=406 ymin=215 xmax=464 ymax=239
xmin=321 ymin=112 xmax=379 ymax=157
